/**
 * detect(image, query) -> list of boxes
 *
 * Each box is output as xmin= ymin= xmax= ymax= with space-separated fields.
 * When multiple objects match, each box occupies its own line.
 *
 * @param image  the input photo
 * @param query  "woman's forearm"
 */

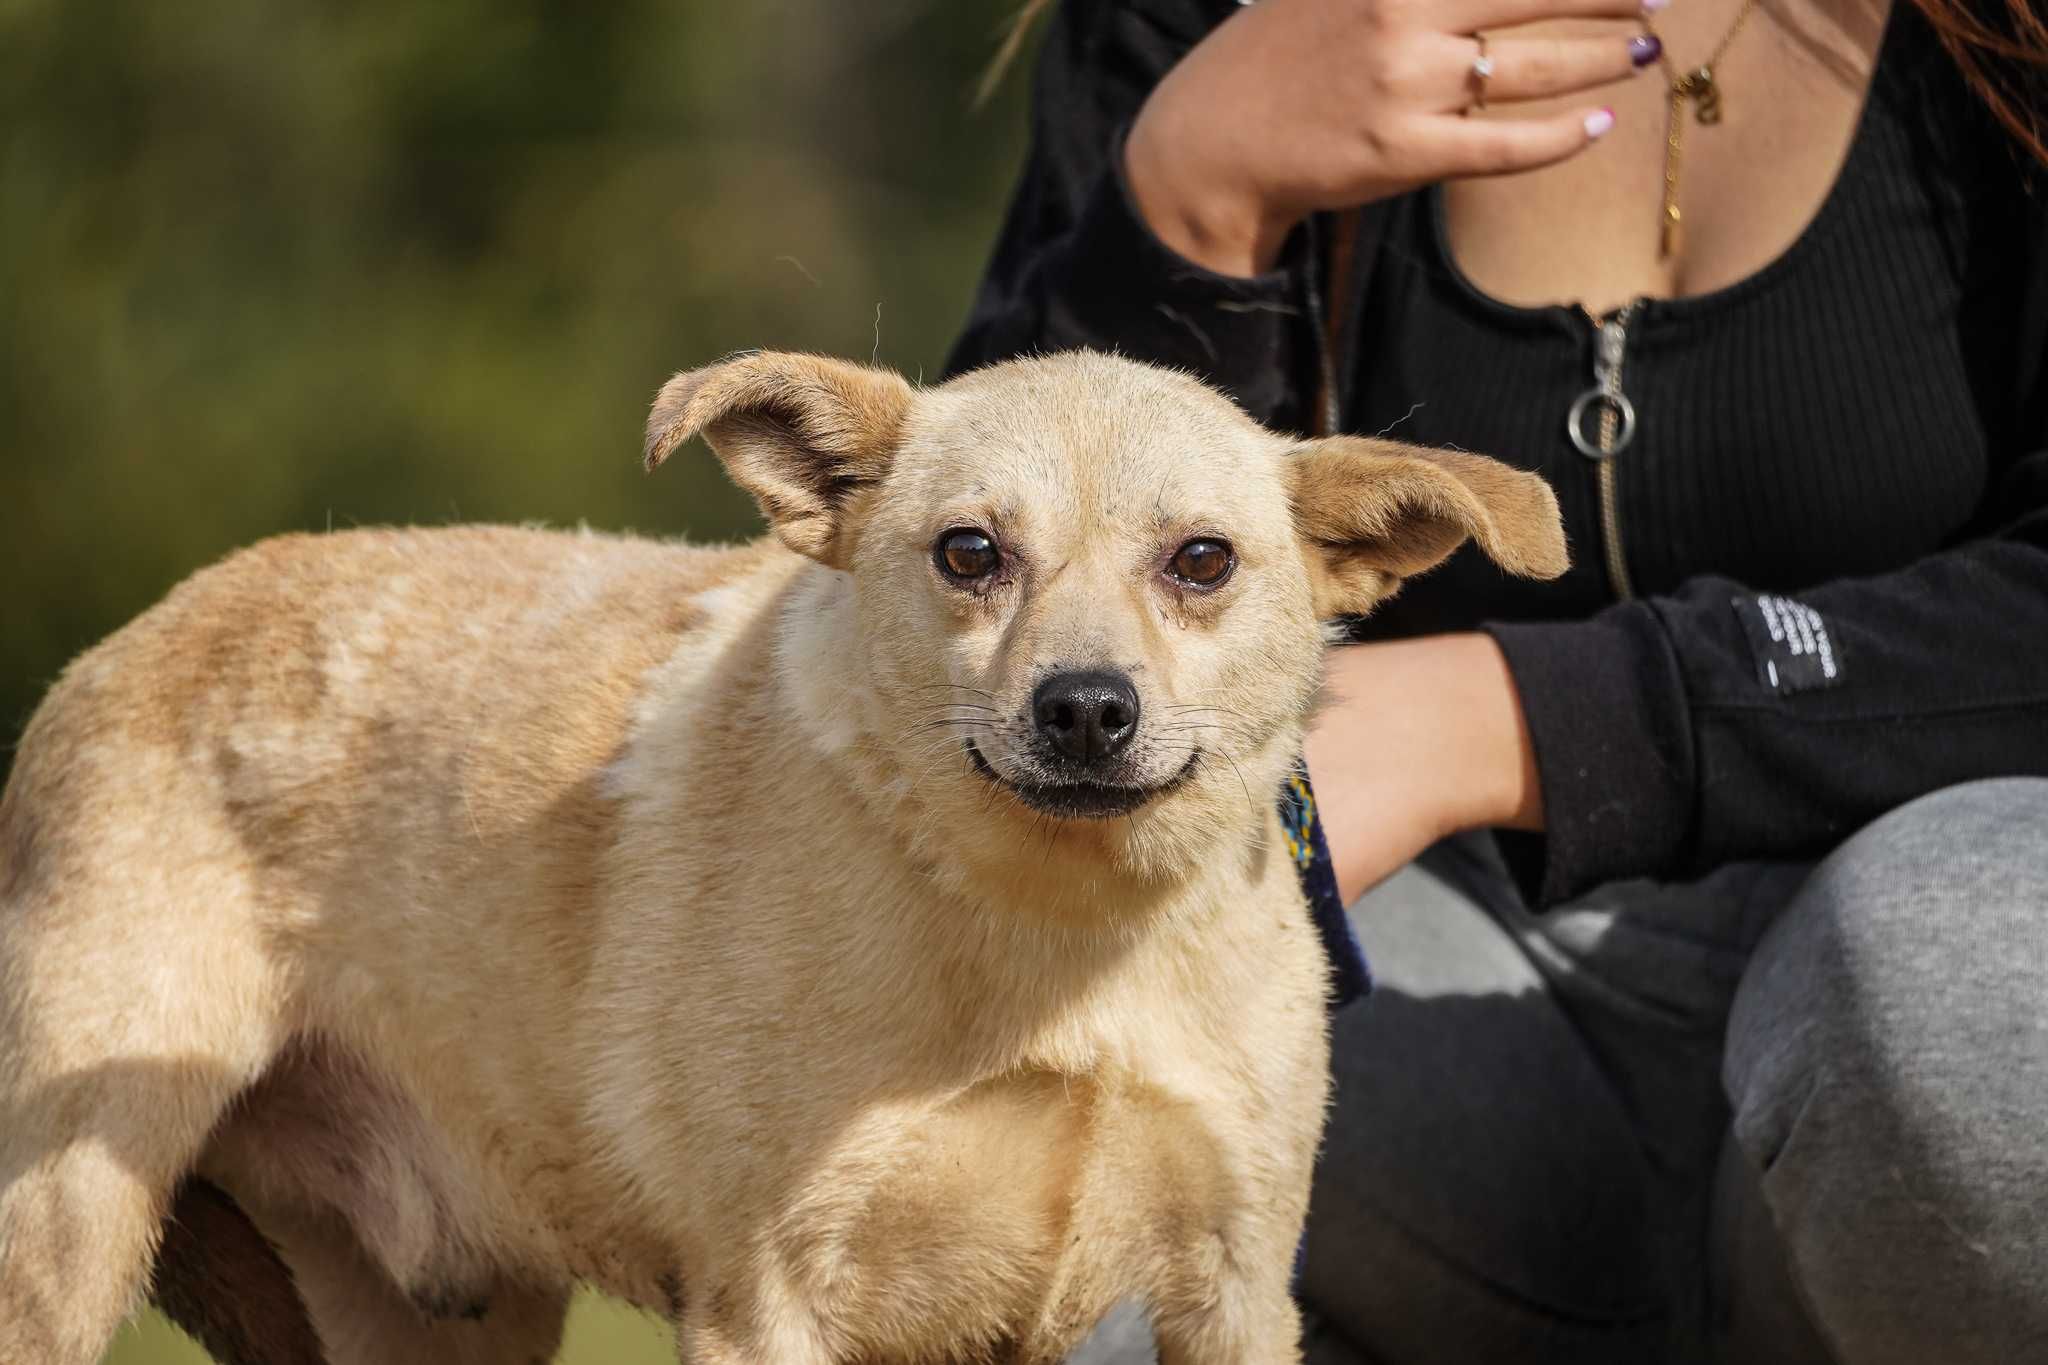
xmin=1305 ymin=634 xmax=1542 ymax=903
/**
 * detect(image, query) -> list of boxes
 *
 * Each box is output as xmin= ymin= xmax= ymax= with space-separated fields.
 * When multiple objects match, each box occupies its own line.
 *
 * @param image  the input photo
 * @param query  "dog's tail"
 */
xmin=150 ymin=1178 xmax=329 ymax=1365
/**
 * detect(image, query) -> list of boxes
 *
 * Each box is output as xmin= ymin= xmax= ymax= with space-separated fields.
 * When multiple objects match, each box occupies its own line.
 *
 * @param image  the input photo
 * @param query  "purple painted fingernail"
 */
xmin=1642 ymin=0 xmax=1671 ymax=11
xmin=1629 ymin=33 xmax=1662 ymax=66
xmin=1585 ymin=107 xmax=1617 ymax=139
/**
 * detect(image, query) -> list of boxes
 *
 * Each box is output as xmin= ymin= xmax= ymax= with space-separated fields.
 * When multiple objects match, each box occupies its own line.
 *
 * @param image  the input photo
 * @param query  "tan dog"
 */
xmin=0 ymin=350 xmax=1565 ymax=1365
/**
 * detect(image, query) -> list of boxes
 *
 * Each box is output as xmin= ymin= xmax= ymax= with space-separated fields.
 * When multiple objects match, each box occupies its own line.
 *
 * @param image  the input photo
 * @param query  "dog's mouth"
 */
xmin=965 ymin=741 xmax=1201 ymax=819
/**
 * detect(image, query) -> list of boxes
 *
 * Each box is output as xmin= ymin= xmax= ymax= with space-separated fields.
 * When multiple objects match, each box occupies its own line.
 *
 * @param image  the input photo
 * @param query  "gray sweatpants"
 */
xmin=1074 ymin=778 xmax=2048 ymax=1364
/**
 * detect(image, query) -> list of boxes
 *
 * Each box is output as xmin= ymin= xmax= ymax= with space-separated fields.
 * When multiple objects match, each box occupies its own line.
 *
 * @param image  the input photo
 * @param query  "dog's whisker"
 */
xmin=907 ymin=719 xmax=997 ymax=738
xmin=903 ymin=744 xmax=981 ymax=780
xmin=1164 ymin=717 xmax=1252 ymax=734
xmin=896 ymin=748 xmax=970 ymax=775
xmin=932 ymin=730 xmax=998 ymax=754
xmin=1217 ymin=751 xmax=1258 ymax=817
xmin=903 ymin=744 xmax=976 ymax=767
xmin=1162 ymin=696 xmax=1254 ymax=714
xmin=901 ymin=737 xmax=965 ymax=763
xmin=909 ymin=683 xmax=1001 ymax=699
xmin=1018 ymin=810 xmax=1048 ymax=862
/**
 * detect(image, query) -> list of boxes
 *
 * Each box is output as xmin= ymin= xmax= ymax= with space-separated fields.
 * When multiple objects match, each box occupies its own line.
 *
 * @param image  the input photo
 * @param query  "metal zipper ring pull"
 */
xmin=1567 ymin=387 xmax=1637 ymax=459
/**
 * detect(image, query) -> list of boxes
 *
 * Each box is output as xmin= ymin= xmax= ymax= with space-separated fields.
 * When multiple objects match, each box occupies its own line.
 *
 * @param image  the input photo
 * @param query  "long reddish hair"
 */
xmin=1916 ymin=0 xmax=2048 ymax=162
xmin=981 ymin=0 xmax=2048 ymax=165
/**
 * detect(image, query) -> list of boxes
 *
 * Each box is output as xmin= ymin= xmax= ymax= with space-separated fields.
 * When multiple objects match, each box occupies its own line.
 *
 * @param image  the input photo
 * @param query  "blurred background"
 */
xmin=0 ymin=0 xmax=1039 ymax=1359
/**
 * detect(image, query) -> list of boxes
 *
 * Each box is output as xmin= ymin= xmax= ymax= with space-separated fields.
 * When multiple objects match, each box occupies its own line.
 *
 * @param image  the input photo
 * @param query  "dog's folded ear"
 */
xmin=1288 ymin=436 xmax=1569 ymax=618
xmin=645 ymin=351 xmax=915 ymax=568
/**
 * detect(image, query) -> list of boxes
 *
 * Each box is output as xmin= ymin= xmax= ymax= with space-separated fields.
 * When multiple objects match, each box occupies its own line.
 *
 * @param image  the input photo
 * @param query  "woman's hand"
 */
xmin=1125 ymin=0 xmax=1663 ymax=276
xmin=1303 ymin=634 xmax=1543 ymax=903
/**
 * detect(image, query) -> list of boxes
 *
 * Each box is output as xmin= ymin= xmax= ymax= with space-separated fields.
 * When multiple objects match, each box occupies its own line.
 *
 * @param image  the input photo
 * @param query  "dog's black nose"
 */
xmin=1032 ymin=670 xmax=1140 ymax=764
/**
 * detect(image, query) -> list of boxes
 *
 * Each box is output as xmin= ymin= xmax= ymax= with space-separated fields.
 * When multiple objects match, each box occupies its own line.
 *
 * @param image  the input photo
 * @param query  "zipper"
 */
xmin=1566 ymin=302 xmax=1642 ymax=600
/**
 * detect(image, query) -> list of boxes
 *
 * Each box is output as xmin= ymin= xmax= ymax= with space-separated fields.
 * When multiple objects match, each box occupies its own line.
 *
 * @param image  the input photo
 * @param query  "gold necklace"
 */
xmin=1648 ymin=0 xmax=1763 ymax=257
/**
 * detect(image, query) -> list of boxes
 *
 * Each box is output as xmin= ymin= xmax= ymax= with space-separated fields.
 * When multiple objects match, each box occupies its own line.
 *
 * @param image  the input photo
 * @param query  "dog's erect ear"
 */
xmin=644 ymin=351 xmax=915 ymax=568
xmin=1287 ymin=436 xmax=1569 ymax=618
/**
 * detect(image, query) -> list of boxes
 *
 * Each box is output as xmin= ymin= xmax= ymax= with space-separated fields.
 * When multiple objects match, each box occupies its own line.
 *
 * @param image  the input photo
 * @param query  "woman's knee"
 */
xmin=1723 ymin=778 xmax=2048 ymax=1362
xmin=1727 ymin=777 xmax=2048 ymax=1132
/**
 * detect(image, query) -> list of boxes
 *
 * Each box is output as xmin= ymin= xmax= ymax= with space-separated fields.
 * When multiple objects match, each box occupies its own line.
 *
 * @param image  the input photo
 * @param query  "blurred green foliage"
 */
xmin=1 ymin=0 xmax=1037 ymax=770
xmin=1 ymin=1 xmax=1041 ymax=1360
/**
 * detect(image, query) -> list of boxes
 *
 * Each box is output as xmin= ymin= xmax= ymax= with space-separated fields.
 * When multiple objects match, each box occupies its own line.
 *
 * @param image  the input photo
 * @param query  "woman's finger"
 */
xmin=1438 ymin=31 xmax=1657 ymax=111
xmin=1414 ymin=104 xmax=1619 ymax=179
xmin=1454 ymin=0 xmax=1668 ymax=33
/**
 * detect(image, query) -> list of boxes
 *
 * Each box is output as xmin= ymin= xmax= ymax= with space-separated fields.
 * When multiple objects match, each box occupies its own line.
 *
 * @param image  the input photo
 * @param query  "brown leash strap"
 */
xmin=1313 ymin=207 xmax=1364 ymax=437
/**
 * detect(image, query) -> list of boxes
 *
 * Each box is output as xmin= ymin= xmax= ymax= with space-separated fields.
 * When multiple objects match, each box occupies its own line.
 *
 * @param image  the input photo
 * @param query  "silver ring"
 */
xmin=1470 ymin=34 xmax=1494 ymax=111
xmin=1566 ymin=388 xmax=1637 ymax=458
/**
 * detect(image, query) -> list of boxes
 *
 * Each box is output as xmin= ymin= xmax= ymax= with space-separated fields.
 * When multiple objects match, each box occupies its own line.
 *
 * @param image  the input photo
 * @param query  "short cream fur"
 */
xmin=0 ymin=350 xmax=1565 ymax=1364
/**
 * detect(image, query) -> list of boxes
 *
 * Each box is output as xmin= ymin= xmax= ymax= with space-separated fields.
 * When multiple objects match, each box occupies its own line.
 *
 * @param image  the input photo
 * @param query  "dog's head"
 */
xmin=646 ymin=350 xmax=1565 ymax=894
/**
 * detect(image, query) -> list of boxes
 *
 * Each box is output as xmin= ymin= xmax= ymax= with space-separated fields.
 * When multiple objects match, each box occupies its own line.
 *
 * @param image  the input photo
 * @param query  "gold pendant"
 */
xmin=1660 ymin=85 xmax=1686 ymax=258
xmin=1677 ymin=65 xmax=1722 ymax=124
xmin=1660 ymin=64 xmax=1727 ymax=258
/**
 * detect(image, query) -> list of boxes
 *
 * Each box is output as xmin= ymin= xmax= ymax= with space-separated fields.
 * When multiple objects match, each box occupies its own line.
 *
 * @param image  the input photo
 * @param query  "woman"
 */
xmin=947 ymin=0 xmax=2048 ymax=1360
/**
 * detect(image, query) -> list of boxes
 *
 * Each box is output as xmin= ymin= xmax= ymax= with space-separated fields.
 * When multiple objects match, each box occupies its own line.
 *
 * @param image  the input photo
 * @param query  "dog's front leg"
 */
xmin=675 ymin=1275 xmax=834 ymax=1365
xmin=677 ymin=1312 xmax=833 ymax=1365
xmin=1150 ymin=1264 xmax=1303 ymax=1365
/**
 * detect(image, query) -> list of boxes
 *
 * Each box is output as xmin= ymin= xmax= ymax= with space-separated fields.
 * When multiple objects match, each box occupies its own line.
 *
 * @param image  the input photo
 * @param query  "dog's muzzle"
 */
xmin=965 ymin=739 xmax=1199 ymax=820
xmin=960 ymin=668 xmax=1200 ymax=819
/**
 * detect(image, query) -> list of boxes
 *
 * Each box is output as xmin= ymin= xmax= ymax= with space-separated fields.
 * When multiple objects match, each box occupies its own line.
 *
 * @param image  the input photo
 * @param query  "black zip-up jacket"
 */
xmin=945 ymin=0 xmax=2048 ymax=905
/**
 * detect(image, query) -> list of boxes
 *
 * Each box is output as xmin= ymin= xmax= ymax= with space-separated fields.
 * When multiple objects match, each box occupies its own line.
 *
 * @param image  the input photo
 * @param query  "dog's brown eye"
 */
xmin=936 ymin=528 xmax=999 ymax=581
xmin=1169 ymin=538 xmax=1235 ymax=588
